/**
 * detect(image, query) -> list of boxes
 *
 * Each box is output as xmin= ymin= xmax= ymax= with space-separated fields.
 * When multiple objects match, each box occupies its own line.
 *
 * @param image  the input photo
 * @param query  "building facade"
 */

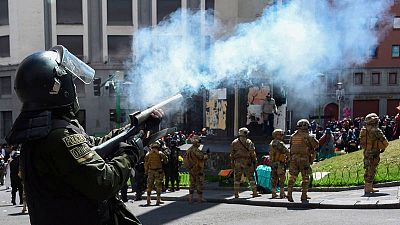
xmin=305 ymin=2 xmax=400 ymax=128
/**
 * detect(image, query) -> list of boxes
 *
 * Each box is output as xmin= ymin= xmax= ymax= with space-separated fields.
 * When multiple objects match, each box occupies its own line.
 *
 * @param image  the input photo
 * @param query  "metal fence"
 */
xmin=308 ymin=159 xmax=400 ymax=187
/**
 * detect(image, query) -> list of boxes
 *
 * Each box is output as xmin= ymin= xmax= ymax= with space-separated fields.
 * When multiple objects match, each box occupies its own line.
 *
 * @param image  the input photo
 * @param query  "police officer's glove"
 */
xmin=144 ymin=109 xmax=164 ymax=132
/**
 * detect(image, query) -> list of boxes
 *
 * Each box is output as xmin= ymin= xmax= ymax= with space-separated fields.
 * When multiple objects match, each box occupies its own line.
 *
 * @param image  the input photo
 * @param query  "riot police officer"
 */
xmin=6 ymin=46 xmax=162 ymax=225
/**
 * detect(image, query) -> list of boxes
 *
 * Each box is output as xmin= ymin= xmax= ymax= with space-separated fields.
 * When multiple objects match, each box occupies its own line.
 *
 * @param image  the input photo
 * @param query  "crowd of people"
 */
xmin=307 ymin=114 xmax=400 ymax=160
xmin=0 ymin=144 xmax=26 ymax=213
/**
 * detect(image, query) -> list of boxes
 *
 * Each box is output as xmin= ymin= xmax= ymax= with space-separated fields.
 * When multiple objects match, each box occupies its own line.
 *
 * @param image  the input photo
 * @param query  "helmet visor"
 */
xmin=50 ymin=45 xmax=95 ymax=84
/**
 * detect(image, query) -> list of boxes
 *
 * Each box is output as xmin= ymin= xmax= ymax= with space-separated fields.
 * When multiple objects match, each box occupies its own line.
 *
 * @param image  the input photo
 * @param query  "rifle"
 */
xmin=92 ymin=94 xmax=183 ymax=159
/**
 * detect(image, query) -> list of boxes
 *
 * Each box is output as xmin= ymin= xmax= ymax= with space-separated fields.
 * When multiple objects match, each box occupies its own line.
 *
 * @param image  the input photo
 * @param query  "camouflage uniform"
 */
xmin=287 ymin=119 xmax=318 ymax=202
xmin=269 ymin=129 xmax=289 ymax=198
xmin=230 ymin=127 xmax=260 ymax=198
xmin=359 ymin=113 xmax=389 ymax=194
xmin=185 ymin=135 xmax=208 ymax=203
xmin=144 ymin=142 xmax=167 ymax=206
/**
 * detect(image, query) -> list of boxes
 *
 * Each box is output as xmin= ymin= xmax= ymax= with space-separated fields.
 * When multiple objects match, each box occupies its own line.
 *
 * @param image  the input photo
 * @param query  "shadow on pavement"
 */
xmin=8 ymin=212 xmax=28 ymax=216
xmin=362 ymin=193 xmax=390 ymax=198
xmin=137 ymin=200 xmax=220 ymax=225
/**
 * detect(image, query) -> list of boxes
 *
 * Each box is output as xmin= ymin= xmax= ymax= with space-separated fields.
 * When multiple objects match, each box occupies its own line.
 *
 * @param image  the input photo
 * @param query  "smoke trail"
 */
xmin=128 ymin=0 xmax=394 ymax=108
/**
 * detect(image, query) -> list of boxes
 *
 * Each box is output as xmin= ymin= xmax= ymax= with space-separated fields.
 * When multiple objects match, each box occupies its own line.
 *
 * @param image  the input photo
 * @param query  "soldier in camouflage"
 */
xmin=144 ymin=141 xmax=168 ymax=206
xmin=230 ymin=127 xmax=260 ymax=199
xmin=287 ymin=119 xmax=318 ymax=203
xmin=269 ymin=129 xmax=290 ymax=199
xmin=359 ymin=113 xmax=389 ymax=194
xmin=185 ymin=135 xmax=208 ymax=203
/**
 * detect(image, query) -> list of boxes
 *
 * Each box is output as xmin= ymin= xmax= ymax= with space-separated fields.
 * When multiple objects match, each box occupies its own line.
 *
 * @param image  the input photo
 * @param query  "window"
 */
xmin=1 ymin=111 xmax=12 ymax=139
xmin=157 ymin=0 xmax=181 ymax=24
xmin=57 ymin=35 xmax=84 ymax=59
xmin=0 ymin=35 xmax=10 ymax=57
xmin=0 ymin=76 xmax=11 ymax=97
xmin=107 ymin=0 xmax=132 ymax=25
xmin=354 ymin=72 xmax=363 ymax=85
xmin=107 ymin=35 xmax=132 ymax=62
xmin=56 ymin=0 xmax=83 ymax=24
xmin=0 ymin=0 xmax=9 ymax=25
xmin=394 ymin=17 xmax=400 ymax=29
xmin=205 ymin=0 xmax=215 ymax=10
xmin=76 ymin=110 xmax=86 ymax=130
xmin=389 ymin=72 xmax=398 ymax=85
xmin=188 ymin=0 xmax=200 ymax=10
xmin=369 ymin=46 xmax=378 ymax=58
xmin=371 ymin=72 xmax=380 ymax=85
xmin=392 ymin=45 xmax=400 ymax=57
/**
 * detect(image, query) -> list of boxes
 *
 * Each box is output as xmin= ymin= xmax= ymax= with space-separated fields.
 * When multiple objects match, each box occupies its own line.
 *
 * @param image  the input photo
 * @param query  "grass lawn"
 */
xmin=309 ymin=139 xmax=400 ymax=187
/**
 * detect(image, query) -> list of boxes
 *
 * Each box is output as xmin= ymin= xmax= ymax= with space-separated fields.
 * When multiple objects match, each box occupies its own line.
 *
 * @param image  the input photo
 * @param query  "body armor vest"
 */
xmin=269 ymin=140 xmax=287 ymax=163
xmin=146 ymin=150 xmax=163 ymax=170
xmin=21 ymin=119 xmax=108 ymax=225
xmin=231 ymin=138 xmax=252 ymax=159
xmin=290 ymin=131 xmax=309 ymax=156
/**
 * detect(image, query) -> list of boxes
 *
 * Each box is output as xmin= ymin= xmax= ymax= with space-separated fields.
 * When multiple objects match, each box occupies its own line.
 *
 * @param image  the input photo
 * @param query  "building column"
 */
xmin=234 ymin=85 xmax=239 ymax=136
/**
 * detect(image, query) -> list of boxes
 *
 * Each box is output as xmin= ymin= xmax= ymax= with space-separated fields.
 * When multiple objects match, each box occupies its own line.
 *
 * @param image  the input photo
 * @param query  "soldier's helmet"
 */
xmin=191 ymin=135 xmax=201 ymax=144
xmin=150 ymin=141 xmax=161 ymax=149
xmin=272 ymin=129 xmax=284 ymax=138
xmin=296 ymin=119 xmax=310 ymax=130
xmin=238 ymin=127 xmax=250 ymax=136
xmin=365 ymin=113 xmax=379 ymax=125
xmin=14 ymin=45 xmax=95 ymax=114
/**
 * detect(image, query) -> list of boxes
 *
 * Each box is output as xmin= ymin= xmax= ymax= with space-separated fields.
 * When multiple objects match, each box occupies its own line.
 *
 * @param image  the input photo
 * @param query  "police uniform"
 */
xmin=269 ymin=129 xmax=289 ymax=199
xmin=144 ymin=142 xmax=167 ymax=206
xmin=185 ymin=135 xmax=207 ymax=203
xmin=6 ymin=46 xmax=144 ymax=225
xmin=359 ymin=113 xmax=389 ymax=194
xmin=287 ymin=119 xmax=318 ymax=202
xmin=230 ymin=128 xmax=260 ymax=198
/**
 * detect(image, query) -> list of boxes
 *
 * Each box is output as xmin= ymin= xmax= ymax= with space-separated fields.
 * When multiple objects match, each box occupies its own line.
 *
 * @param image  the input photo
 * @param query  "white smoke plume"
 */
xmin=128 ymin=0 xmax=394 ymax=108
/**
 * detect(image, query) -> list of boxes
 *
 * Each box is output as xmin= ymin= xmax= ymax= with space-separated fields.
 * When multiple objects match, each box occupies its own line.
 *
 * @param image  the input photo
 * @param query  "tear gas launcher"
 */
xmin=92 ymin=94 xmax=183 ymax=159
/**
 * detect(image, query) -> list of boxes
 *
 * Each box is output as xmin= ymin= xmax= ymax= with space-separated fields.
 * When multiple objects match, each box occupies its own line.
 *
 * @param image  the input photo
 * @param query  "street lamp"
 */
xmin=336 ymin=82 xmax=345 ymax=120
xmin=317 ymin=73 xmax=325 ymax=125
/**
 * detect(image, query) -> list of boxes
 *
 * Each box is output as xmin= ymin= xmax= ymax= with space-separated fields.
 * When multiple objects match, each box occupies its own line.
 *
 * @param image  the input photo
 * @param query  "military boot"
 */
xmin=156 ymin=194 xmax=164 ymax=206
xmin=271 ymin=189 xmax=278 ymax=199
xmin=197 ymin=193 xmax=206 ymax=203
xmin=364 ymin=183 xmax=379 ymax=195
xmin=188 ymin=194 xmax=193 ymax=204
xmin=234 ymin=189 xmax=239 ymax=199
xmin=279 ymin=188 xmax=286 ymax=199
xmin=252 ymin=188 xmax=261 ymax=198
xmin=287 ymin=187 xmax=294 ymax=202
xmin=300 ymin=192 xmax=308 ymax=203
xmin=146 ymin=194 xmax=151 ymax=206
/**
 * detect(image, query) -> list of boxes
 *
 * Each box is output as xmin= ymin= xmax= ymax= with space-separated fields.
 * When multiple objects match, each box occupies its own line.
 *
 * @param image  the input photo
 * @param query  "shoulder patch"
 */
xmin=69 ymin=143 xmax=94 ymax=163
xmin=62 ymin=134 xmax=86 ymax=148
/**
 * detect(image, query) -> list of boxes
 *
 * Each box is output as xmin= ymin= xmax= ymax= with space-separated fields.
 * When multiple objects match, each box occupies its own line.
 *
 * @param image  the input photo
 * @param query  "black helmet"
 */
xmin=14 ymin=45 xmax=95 ymax=113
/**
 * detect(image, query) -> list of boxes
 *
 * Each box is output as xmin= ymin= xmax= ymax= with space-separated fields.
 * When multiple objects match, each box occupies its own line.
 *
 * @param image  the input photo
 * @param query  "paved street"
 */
xmin=1 ymin=185 xmax=400 ymax=225
xmin=131 ymin=200 xmax=400 ymax=225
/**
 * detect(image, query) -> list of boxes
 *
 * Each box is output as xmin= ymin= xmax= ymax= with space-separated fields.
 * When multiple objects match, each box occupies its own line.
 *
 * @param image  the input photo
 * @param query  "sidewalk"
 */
xmin=146 ymin=185 xmax=400 ymax=209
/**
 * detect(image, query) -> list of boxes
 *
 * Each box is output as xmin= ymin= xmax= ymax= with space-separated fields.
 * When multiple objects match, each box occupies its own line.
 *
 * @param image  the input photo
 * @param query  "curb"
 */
xmin=197 ymin=181 xmax=400 ymax=192
xmin=151 ymin=195 xmax=400 ymax=209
